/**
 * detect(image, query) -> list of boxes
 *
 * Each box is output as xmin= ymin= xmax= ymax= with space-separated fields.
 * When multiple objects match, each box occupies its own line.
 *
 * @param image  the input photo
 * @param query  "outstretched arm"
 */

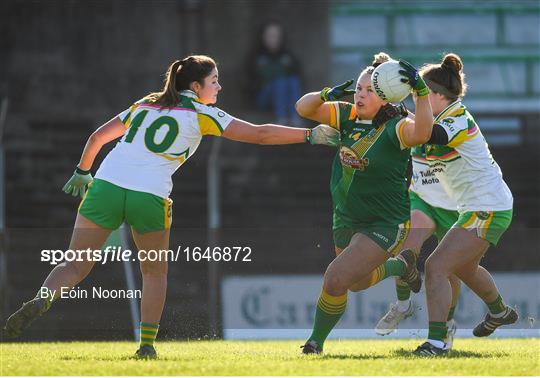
xmin=222 ymin=118 xmax=339 ymax=146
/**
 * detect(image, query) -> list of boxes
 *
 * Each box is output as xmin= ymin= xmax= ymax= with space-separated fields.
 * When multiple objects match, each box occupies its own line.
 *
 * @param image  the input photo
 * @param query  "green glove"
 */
xmin=398 ymin=60 xmax=429 ymax=97
xmin=320 ymin=80 xmax=355 ymax=102
xmin=306 ymin=125 xmax=340 ymax=147
xmin=62 ymin=167 xmax=93 ymax=198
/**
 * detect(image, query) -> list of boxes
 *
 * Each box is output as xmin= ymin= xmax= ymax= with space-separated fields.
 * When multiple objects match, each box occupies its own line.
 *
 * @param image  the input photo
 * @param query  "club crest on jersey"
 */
xmin=339 ymin=146 xmax=369 ymax=170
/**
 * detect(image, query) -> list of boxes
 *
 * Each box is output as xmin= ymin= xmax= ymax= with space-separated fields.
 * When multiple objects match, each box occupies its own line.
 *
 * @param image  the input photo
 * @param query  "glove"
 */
xmin=306 ymin=125 xmax=340 ymax=147
xmin=320 ymin=80 xmax=355 ymax=102
xmin=62 ymin=167 xmax=93 ymax=198
xmin=398 ymin=60 xmax=429 ymax=97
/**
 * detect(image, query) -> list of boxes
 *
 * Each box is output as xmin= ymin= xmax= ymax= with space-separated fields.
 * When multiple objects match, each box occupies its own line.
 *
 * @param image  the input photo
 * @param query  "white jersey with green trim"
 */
xmin=410 ymin=145 xmax=457 ymax=211
xmin=95 ymin=91 xmax=233 ymax=198
xmin=425 ymin=101 xmax=513 ymax=212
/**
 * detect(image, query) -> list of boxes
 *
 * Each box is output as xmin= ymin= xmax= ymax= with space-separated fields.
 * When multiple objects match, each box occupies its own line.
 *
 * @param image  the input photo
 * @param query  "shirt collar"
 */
xmin=179 ymin=90 xmax=199 ymax=99
xmin=435 ymin=100 xmax=462 ymax=122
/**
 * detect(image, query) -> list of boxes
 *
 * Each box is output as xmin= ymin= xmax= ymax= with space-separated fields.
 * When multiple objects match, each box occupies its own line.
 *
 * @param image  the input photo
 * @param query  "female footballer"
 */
xmin=295 ymin=53 xmax=435 ymax=354
xmin=375 ymin=144 xmax=461 ymax=350
xmin=408 ymin=53 xmax=516 ymax=356
xmin=3 ymin=55 xmax=339 ymax=359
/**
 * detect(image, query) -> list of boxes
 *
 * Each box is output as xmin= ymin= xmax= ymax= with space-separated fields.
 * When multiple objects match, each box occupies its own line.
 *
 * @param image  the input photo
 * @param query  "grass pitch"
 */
xmin=1 ymin=338 xmax=539 ymax=376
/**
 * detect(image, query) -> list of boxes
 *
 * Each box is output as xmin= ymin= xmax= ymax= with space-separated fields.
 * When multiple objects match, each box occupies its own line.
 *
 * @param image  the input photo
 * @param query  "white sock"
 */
xmin=396 ymin=300 xmax=410 ymax=312
xmin=490 ymin=307 xmax=509 ymax=318
xmin=427 ymin=339 xmax=445 ymax=349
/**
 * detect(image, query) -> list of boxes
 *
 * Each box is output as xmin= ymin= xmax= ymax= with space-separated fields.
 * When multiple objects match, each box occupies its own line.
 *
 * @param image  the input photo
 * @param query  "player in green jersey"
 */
xmin=3 ymin=55 xmax=339 ymax=359
xmin=296 ymin=53 xmax=435 ymax=354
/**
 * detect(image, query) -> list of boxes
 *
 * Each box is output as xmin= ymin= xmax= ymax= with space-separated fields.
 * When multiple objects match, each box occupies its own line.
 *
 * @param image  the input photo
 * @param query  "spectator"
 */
xmin=247 ymin=22 xmax=303 ymax=126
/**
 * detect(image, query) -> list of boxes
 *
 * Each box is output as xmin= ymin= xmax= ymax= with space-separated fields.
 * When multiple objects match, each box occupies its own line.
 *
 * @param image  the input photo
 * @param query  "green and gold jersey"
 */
xmin=327 ymin=101 xmax=411 ymax=228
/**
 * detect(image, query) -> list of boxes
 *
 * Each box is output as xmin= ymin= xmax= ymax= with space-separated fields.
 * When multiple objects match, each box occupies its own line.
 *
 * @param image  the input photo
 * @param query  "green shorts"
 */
xmin=409 ymin=191 xmax=459 ymax=241
xmin=454 ymin=209 xmax=512 ymax=246
xmin=333 ymin=213 xmax=409 ymax=255
xmin=79 ymin=179 xmax=172 ymax=234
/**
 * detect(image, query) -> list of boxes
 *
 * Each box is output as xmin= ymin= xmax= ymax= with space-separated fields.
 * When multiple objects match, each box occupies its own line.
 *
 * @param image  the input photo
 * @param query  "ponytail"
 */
xmin=143 ymin=55 xmax=217 ymax=108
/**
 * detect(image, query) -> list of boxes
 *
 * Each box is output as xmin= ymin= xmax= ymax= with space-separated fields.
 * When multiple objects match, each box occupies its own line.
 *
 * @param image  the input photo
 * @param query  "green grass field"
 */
xmin=1 ymin=339 xmax=539 ymax=376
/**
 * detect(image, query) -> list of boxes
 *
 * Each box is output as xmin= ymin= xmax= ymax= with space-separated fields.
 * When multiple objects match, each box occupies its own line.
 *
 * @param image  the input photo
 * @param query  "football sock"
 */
xmin=396 ymin=281 xmax=411 ymax=301
xmin=427 ymin=321 xmax=447 ymax=345
xmin=486 ymin=294 xmax=508 ymax=317
xmin=140 ymin=322 xmax=159 ymax=348
xmin=308 ymin=289 xmax=347 ymax=348
xmin=366 ymin=259 xmax=406 ymax=288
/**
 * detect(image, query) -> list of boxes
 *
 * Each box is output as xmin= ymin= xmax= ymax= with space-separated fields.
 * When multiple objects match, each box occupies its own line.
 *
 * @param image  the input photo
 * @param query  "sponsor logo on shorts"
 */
xmin=372 ymin=232 xmax=389 ymax=243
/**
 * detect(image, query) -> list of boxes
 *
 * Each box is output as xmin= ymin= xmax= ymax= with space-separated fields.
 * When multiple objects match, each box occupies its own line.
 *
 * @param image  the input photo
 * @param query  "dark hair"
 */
xmin=420 ymin=53 xmax=467 ymax=101
xmin=143 ymin=55 xmax=217 ymax=108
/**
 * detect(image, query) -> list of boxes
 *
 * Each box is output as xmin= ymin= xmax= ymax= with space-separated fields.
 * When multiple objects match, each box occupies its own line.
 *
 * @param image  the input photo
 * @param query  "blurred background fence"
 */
xmin=1 ymin=0 xmax=538 ymax=341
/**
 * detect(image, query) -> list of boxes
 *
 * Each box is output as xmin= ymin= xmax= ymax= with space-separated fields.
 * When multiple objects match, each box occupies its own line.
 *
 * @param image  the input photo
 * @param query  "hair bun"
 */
xmin=372 ymin=52 xmax=391 ymax=66
xmin=441 ymin=53 xmax=463 ymax=75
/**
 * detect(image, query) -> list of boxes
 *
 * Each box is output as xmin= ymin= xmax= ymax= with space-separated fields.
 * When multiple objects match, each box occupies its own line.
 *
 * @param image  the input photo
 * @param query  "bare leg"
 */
xmin=449 ymin=274 xmax=461 ymax=311
xmin=324 ymin=233 xmax=390 ymax=296
xmin=425 ymin=228 xmax=490 ymax=323
xmin=42 ymin=214 xmax=112 ymax=299
xmin=132 ymin=228 xmax=170 ymax=325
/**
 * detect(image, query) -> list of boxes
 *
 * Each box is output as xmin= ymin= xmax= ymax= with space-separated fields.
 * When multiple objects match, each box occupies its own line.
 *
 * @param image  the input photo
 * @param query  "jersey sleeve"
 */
xmin=193 ymin=102 xmax=234 ymax=136
xmin=386 ymin=117 xmax=412 ymax=150
xmin=116 ymin=100 xmax=144 ymax=128
xmin=436 ymin=116 xmax=478 ymax=148
xmin=327 ymin=101 xmax=355 ymax=130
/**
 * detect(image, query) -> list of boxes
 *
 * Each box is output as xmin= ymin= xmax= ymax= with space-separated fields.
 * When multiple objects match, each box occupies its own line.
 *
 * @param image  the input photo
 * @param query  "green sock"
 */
xmin=427 ymin=321 xmax=447 ymax=342
xmin=140 ymin=322 xmax=159 ymax=347
xmin=447 ymin=305 xmax=456 ymax=321
xmin=396 ymin=282 xmax=411 ymax=301
xmin=486 ymin=294 xmax=507 ymax=316
xmin=308 ymin=289 xmax=347 ymax=348
xmin=367 ymin=259 xmax=406 ymax=288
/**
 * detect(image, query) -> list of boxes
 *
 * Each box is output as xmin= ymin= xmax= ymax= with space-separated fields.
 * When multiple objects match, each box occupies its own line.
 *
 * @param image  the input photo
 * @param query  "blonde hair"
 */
xmin=361 ymin=52 xmax=392 ymax=76
xmin=420 ymin=53 xmax=467 ymax=101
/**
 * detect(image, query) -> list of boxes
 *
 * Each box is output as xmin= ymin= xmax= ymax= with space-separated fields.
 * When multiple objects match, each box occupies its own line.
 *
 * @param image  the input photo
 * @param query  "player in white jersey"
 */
xmin=375 ymin=145 xmax=461 ymax=349
xmin=403 ymin=54 xmax=517 ymax=356
xmin=3 ymin=55 xmax=339 ymax=358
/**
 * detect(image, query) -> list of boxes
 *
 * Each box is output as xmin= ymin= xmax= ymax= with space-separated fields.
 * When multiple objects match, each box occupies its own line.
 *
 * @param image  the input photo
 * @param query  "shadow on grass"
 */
xmin=320 ymin=349 xmax=510 ymax=360
xmin=321 ymin=353 xmax=388 ymax=360
xmin=59 ymin=355 xmax=184 ymax=362
xmin=392 ymin=348 xmax=509 ymax=359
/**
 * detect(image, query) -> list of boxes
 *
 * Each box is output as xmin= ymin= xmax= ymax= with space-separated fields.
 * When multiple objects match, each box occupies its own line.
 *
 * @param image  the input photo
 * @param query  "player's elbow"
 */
xmin=88 ymin=130 xmax=107 ymax=146
xmin=295 ymin=100 xmax=310 ymax=119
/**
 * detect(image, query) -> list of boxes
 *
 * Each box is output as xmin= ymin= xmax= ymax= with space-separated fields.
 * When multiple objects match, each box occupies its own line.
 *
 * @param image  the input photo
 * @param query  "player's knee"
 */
xmin=323 ymin=270 xmax=347 ymax=295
